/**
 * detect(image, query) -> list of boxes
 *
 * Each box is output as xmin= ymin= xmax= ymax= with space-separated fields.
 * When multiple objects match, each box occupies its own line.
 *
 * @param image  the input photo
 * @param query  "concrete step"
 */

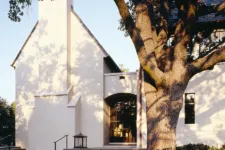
xmin=65 ymin=147 xmax=146 ymax=150
xmin=65 ymin=149 xmax=146 ymax=150
xmin=0 ymin=146 xmax=26 ymax=150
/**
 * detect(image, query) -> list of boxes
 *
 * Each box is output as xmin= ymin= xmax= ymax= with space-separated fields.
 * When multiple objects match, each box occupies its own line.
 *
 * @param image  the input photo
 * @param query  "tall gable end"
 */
xmin=11 ymin=21 xmax=39 ymax=68
xmin=70 ymin=9 xmax=109 ymax=57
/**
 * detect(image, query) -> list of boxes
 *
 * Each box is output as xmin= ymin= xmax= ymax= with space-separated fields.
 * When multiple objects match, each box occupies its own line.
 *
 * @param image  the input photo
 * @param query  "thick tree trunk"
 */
xmin=144 ymin=80 xmax=184 ymax=150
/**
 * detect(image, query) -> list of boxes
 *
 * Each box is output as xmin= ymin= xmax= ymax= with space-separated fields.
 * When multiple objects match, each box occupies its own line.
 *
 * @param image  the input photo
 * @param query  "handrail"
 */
xmin=0 ymin=146 xmax=20 ymax=150
xmin=0 ymin=135 xmax=14 ymax=147
xmin=0 ymin=135 xmax=12 ymax=141
xmin=53 ymin=135 xmax=68 ymax=150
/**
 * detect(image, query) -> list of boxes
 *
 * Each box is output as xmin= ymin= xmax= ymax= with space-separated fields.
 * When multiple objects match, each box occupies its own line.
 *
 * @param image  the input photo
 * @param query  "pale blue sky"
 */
xmin=0 ymin=0 xmax=139 ymax=103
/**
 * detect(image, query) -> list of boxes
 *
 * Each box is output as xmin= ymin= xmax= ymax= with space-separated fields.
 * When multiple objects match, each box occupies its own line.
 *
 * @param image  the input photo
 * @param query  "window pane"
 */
xmin=185 ymin=93 xmax=195 ymax=103
xmin=185 ymin=113 xmax=195 ymax=124
xmin=185 ymin=104 xmax=195 ymax=113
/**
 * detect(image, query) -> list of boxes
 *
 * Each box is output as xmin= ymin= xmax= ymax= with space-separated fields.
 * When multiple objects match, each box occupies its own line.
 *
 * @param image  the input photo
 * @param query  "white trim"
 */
xmin=104 ymin=72 xmax=138 ymax=76
xmin=34 ymin=85 xmax=73 ymax=97
xmin=66 ymin=85 xmax=73 ymax=94
xmin=108 ymin=142 xmax=137 ymax=145
xmin=217 ymin=62 xmax=225 ymax=65
xmin=67 ymin=93 xmax=81 ymax=107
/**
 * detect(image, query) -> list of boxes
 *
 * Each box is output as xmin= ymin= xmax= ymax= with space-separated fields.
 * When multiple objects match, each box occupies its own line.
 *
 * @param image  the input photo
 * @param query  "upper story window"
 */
xmin=185 ymin=93 xmax=195 ymax=124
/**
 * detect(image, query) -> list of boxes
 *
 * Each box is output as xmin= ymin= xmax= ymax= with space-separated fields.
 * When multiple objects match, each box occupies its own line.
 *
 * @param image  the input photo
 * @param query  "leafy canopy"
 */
xmin=8 ymin=0 xmax=32 ymax=22
xmin=0 ymin=97 xmax=15 ymax=146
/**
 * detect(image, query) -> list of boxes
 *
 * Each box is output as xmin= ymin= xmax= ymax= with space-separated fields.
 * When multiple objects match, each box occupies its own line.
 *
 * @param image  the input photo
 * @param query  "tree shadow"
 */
xmin=176 ymin=64 xmax=225 ymax=147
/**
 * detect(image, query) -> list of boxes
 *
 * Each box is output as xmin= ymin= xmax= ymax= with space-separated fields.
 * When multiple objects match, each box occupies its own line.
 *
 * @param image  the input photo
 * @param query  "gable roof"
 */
xmin=11 ymin=21 xmax=39 ymax=67
xmin=71 ymin=9 xmax=109 ymax=57
xmin=11 ymin=8 xmax=120 ymax=72
xmin=70 ymin=9 xmax=121 ymax=72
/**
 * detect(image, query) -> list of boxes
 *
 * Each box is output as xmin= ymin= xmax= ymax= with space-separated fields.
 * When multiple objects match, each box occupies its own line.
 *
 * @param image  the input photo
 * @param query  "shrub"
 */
xmin=176 ymin=143 xmax=225 ymax=150
xmin=176 ymin=143 xmax=210 ymax=150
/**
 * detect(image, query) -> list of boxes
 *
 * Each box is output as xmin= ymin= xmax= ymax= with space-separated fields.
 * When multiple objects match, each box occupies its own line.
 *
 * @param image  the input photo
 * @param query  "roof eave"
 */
xmin=11 ymin=21 xmax=39 ymax=68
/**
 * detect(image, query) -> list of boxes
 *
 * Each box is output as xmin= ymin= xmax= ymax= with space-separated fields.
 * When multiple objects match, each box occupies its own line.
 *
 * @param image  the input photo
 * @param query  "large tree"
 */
xmin=8 ymin=0 xmax=31 ymax=22
xmin=114 ymin=0 xmax=225 ymax=149
xmin=0 ymin=98 xmax=15 ymax=146
xmin=8 ymin=0 xmax=225 ymax=149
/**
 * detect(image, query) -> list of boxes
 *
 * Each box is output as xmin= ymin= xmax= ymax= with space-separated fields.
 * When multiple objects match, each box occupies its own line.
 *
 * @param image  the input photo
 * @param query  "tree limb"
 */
xmin=217 ymin=1 xmax=225 ymax=12
xmin=191 ymin=46 xmax=225 ymax=73
xmin=154 ymin=0 xmax=169 ymax=62
xmin=173 ymin=1 xmax=196 ymax=73
xmin=135 ymin=3 xmax=156 ymax=62
xmin=114 ymin=0 xmax=165 ymax=85
xmin=196 ymin=1 xmax=225 ymax=17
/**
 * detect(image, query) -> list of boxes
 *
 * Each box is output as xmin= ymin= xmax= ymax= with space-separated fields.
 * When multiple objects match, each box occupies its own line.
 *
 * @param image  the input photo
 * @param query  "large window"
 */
xmin=105 ymin=93 xmax=137 ymax=143
xmin=185 ymin=93 xmax=195 ymax=124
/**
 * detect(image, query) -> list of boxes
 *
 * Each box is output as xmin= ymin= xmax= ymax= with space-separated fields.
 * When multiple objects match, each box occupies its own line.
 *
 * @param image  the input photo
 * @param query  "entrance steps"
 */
xmin=0 ymin=146 xmax=26 ymax=150
xmin=65 ymin=146 xmax=146 ymax=150
xmin=65 ymin=148 xmax=146 ymax=150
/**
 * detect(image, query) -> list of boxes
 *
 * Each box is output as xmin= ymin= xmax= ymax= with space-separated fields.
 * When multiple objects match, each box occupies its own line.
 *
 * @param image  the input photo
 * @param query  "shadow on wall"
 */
xmin=15 ymin=17 xmax=225 ymax=149
xmin=104 ymin=73 xmax=138 ymax=97
xmin=15 ymin=18 xmax=71 ymax=149
xmin=177 ymin=63 xmax=225 ymax=147
xmin=16 ymin=14 xmax=127 ymax=149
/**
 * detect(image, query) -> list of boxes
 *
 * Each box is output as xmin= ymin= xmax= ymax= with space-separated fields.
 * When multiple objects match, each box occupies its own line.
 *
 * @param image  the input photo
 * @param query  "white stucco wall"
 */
xmin=38 ymin=0 xmax=73 ymax=92
xmin=29 ymin=96 xmax=75 ymax=150
xmin=14 ymin=0 xmax=225 ymax=149
xmin=15 ymin=23 xmax=39 ymax=149
xmin=104 ymin=72 xmax=138 ymax=97
xmin=176 ymin=29 xmax=225 ymax=148
xmin=70 ymin=10 xmax=107 ymax=147
xmin=177 ymin=63 xmax=225 ymax=148
xmin=14 ymin=0 xmax=75 ymax=149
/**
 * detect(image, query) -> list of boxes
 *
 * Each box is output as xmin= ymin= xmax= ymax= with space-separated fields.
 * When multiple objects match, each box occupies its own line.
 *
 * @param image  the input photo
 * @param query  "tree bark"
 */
xmin=144 ymin=77 xmax=185 ymax=150
xmin=114 ymin=1 xmax=225 ymax=149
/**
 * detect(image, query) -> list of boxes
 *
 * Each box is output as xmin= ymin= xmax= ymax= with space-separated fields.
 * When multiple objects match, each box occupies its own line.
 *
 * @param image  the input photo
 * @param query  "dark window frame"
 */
xmin=185 ymin=93 xmax=195 ymax=124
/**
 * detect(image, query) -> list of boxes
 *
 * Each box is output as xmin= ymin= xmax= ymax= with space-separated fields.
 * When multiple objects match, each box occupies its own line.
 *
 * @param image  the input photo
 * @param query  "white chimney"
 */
xmin=37 ymin=0 xmax=74 ymax=92
xmin=38 ymin=0 xmax=73 ymax=21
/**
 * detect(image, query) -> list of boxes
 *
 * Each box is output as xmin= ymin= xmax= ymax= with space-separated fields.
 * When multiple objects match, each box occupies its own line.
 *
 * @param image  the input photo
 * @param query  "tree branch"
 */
xmin=217 ymin=1 xmax=225 ymax=12
xmin=135 ymin=3 xmax=157 ymax=64
xmin=114 ymin=0 xmax=165 ymax=85
xmin=191 ymin=46 xmax=225 ymax=73
xmin=196 ymin=1 xmax=225 ymax=17
xmin=135 ymin=1 xmax=169 ymax=72
xmin=172 ymin=1 xmax=196 ymax=73
xmin=154 ymin=0 xmax=169 ymax=61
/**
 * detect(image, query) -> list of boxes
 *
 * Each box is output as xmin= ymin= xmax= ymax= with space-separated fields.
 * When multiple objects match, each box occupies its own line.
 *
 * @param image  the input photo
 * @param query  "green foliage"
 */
xmin=118 ymin=0 xmax=164 ymax=36
xmin=8 ymin=0 xmax=32 ymax=22
xmin=0 ymin=97 xmax=15 ymax=146
xmin=176 ymin=143 xmax=224 ymax=150
xmin=118 ymin=0 xmax=224 ymax=36
xmin=119 ymin=64 xmax=129 ymax=72
xmin=118 ymin=0 xmax=135 ymax=37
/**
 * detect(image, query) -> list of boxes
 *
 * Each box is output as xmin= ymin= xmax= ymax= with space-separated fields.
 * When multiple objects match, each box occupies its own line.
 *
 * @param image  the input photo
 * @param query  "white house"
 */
xmin=11 ymin=0 xmax=225 ymax=150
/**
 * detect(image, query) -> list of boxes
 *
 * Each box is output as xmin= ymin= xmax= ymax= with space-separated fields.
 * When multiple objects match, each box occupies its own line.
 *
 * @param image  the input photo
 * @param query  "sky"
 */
xmin=0 ymin=0 xmax=139 ymax=104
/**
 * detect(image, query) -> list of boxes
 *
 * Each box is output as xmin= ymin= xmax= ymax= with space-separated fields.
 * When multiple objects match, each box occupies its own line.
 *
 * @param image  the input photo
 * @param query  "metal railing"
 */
xmin=0 ymin=146 xmax=21 ymax=150
xmin=0 ymin=135 xmax=12 ymax=142
xmin=53 ymin=135 xmax=68 ymax=150
xmin=0 ymin=135 xmax=14 ymax=147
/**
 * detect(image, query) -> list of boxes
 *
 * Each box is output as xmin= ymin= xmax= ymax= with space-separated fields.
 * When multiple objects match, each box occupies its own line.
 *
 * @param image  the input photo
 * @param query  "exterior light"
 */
xmin=73 ymin=132 xmax=87 ymax=148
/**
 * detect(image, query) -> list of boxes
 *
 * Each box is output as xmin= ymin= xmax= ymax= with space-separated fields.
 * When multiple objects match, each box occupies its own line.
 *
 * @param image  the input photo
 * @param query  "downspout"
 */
xmin=138 ymin=66 xmax=143 ymax=148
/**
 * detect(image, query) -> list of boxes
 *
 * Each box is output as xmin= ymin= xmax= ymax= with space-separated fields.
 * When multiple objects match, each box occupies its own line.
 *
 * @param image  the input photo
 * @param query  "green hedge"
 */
xmin=176 ymin=143 xmax=225 ymax=150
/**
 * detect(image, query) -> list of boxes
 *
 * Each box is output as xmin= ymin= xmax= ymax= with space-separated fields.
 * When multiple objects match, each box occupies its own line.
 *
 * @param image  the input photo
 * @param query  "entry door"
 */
xmin=109 ymin=99 xmax=137 ymax=143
